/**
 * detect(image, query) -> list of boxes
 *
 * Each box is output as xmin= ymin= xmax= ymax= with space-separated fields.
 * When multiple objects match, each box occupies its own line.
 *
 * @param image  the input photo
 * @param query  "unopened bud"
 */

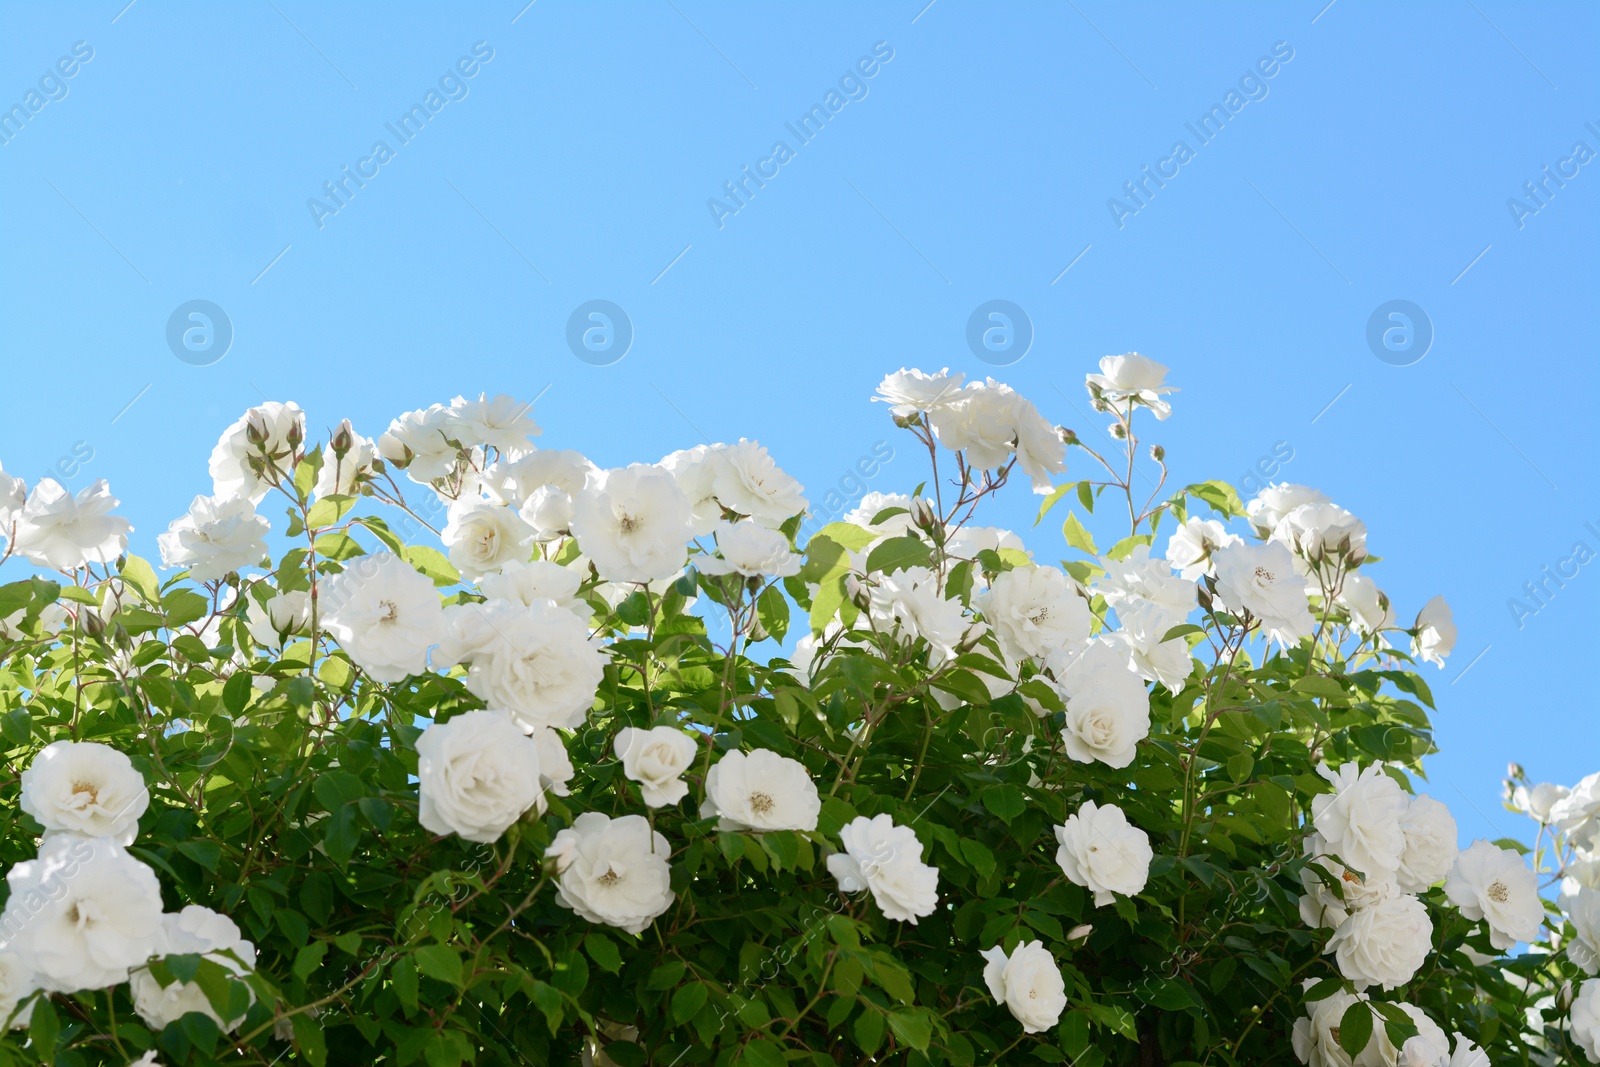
xmin=1149 ymin=444 xmax=1165 ymax=462
xmin=1061 ymin=427 xmax=1080 ymax=446
xmin=957 ymin=622 xmax=986 ymax=653
xmin=892 ymin=412 xmax=921 ymax=430
xmin=1067 ymin=924 xmax=1093 ymax=942
xmin=244 ymin=413 xmax=269 ymax=447
xmin=80 ymin=608 xmax=106 ymax=638
xmin=286 ymin=416 xmax=305 ymax=449
xmin=331 ymin=419 xmax=354 ymax=457
xmin=1507 ymin=761 xmax=1525 ymax=781
xmin=911 ymin=497 xmax=937 ymax=531
xmin=1109 ymin=422 xmax=1127 ymax=440
xmin=1560 ymin=980 xmax=1574 ymax=1009
xmin=1197 ymin=585 xmax=1214 ymax=612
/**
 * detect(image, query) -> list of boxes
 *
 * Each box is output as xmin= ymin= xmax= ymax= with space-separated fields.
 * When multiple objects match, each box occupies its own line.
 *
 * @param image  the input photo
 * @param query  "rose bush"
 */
xmin=0 ymin=361 xmax=1586 ymax=1065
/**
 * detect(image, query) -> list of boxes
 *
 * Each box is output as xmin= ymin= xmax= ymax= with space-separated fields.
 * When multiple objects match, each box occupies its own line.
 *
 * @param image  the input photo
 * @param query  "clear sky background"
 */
xmin=1 ymin=1 xmax=1595 ymax=851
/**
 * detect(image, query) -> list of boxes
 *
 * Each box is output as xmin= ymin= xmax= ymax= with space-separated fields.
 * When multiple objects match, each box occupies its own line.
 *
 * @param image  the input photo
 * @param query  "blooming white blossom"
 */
xmin=614 ymin=726 xmax=698 ymax=808
xmin=698 ymin=520 xmax=803 ymax=578
xmin=1165 ymin=516 xmax=1240 ymax=581
xmin=1337 ymin=574 xmax=1393 ymax=636
xmin=477 ymin=559 xmax=587 ymax=619
xmin=1053 ymin=799 xmax=1153 ymax=906
xmin=130 ymin=905 xmax=257 ymax=1032
xmin=1 ymin=835 xmax=163 ymax=992
xmin=245 ymin=589 xmax=310 ymax=648
xmin=0 ymin=952 xmax=37 ymax=1030
xmin=1445 ymin=839 xmax=1542 ymax=950
xmin=442 ymin=501 xmax=535 ymax=581
xmin=20 ymin=740 xmax=149 ymax=846
xmin=208 ymin=401 xmax=305 ymax=502
xmin=1297 ymin=850 xmax=1396 ymax=930
xmin=570 ymin=464 xmax=695 ymax=583
xmin=1055 ymin=641 xmax=1150 ymax=769
xmin=1572 ymin=977 xmax=1600 ymax=1062
xmin=1291 ymin=985 xmax=1377 ymax=1066
xmin=1325 ymin=892 xmax=1433 ymax=991
xmin=708 ymin=440 xmax=808 ymax=529
xmin=874 ymin=367 xmax=966 ymax=418
xmin=980 ymin=940 xmax=1066 ymax=1033
xmin=488 ymin=449 xmax=596 ymax=539
xmin=1246 ymin=483 xmax=1331 ymax=540
xmin=658 ymin=445 xmax=727 ymax=537
xmin=10 ymin=479 xmax=132 ymax=571
xmin=1512 ymin=781 xmax=1569 ymax=823
xmin=1394 ymin=1005 xmax=1450 ymax=1067
xmin=841 ymin=492 xmax=916 ymax=537
xmin=546 ymin=812 xmax=674 ymax=934
xmin=1103 ymin=628 xmax=1193 ymax=693
xmin=1553 ymin=772 xmax=1600 ymax=840
xmin=321 ymin=552 xmax=447 ymax=683
xmin=417 ymin=710 xmax=546 ymax=843
xmin=1311 ymin=762 xmax=1409 ymax=883
xmin=378 ymin=404 xmax=461 ymax=484
xmin=1270 ymin=500 xmax=1367 ymax=564
xmin=445 ymin=599 xmax=606 ymax=732
xmin=1213 ymin=540 xmax=1315 ymax=645
xmin=928 ymin=379 xmax=1065 ymax=492
xmin=313 ymin=423 xmax=379 ymax=498
xmin=1085 ymin=353 xmax=1177 ymax=419
xmin=827 ymin=815 xmax=939 ymax=924
xmin=0 ymin=464 xmax=25 ymax=529
xmin=157 ymin=494 xmax=269 ymax=580
xmin=977 ymin=565 xmax=1090 ymax=662
xmin=702 ymin=748 xmax=820 ymax=832
xmin=1395 ymin=794 xmax=1458 ymax=893
xmin=866 ymin=565 xmax=968 ymax=658
xmin=532 ymin=726 xmax=576 ymax=798
xmin=1445 ymin=1034 xmax=1491 ymax=1067
xmin=1411 ymin=596 xmax=1457 ymax=668
xmin=945 ymin=525 xmax=1029 ymax=566
xmin=449 ymin=393 xmax=541 ymax=452
xmin=1096 ymin=544 xmax=1196 ymax=645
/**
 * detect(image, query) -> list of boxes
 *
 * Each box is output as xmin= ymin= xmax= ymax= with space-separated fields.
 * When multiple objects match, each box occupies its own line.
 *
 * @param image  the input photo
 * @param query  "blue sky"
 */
xmin=1 ymin=1 xmax=1595 ymax=850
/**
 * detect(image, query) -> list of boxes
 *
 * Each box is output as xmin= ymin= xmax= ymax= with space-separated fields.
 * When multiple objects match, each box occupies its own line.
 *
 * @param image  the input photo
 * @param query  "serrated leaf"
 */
xmin=864 ymin=535 xmax=931 ymax=576
xmin=1338 ymin=1000 xmax=1373 ymax=1056
xmin=1062 ymin=513 xmax=1097 ymax=555
xmin=671 ymin=982 xmax=708 ymax=1026
xmin=414 ymin=945 xmax=463 ymax=987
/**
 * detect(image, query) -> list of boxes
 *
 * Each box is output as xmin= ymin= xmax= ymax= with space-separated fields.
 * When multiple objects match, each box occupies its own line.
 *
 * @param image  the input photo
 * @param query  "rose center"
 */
xmin=618 ymin=513 xmax=640 ymax=534
xmin=597 ymin=865 xmax=623 ymax=888
xmin=748 ymin=791 xmax=775 ymax=815
xmin=1253 ymin=566 xmax=1274 ymax=582
xmin=377 ymin=599 xmax=399 ymax=623
xmin=1486 ymin=880 xmax=1510 ymax=903
xmin=71 ymin=780 xmax=101 ymax=804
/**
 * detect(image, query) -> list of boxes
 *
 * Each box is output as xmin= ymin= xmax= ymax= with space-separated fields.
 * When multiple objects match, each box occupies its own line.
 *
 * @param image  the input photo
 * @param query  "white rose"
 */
xmin=0 ymin=952 xmax=37 ymax=1030
xmin=571 ymin=464 xmax=695 ymax=584
xmin=929 ymin=379 xmax=1064 ymax=492
xmin=867 ymin=566 xmax=968 ymax=658
xmin=442 ymin=501 xmax=535 ymax=580
xmin=1165 ymin=516 xmax=1240 ymax=581
xmin=1446 ymin=1034 xmax=1490 ymax=1067
xmin=977 ymin=565 xmax=1090 ymax=662
xmin=1553 ymin=772 xmax=1600 ymax=838
xmin=702 ymin=749 xmax=820 ymax=832
xmin=1411 ymin=595 xmax=1456 ymax=668
xmin=826 ymin=815 xmax=939 ymax=924
xmin=157 ymin=494 xmax=270 ymax=580
xmin=873 ymin=367 xmax=966 ymax=418
xmin=245 ymin=589 xmax=311 ymax=648
xmin=477 ymin=559 xmax=587 ymax=619
xmin=20 ymin=740 xmax=149 ymax=846
xmin=659 ymin=445 xmax=727 ymax=537
xmin=698 ymin=520 xmax=803 ymax=578
xmin=130 ymin=906 xmax=257 ymax=1033
xmin=1095 ymin=544 xmax=1196 ymax=645
xmin=1246 ymin=482 xmax=1332 ymax=539
xmin=1055 ymin=641 xmax=1150 ymax=769
xmin=1053 ymin=799 xmax=1153 ymax=906
xmin=1084 ymin=352 xmax=1177 ymax=420
xmin=841 ymin=492 xmax=916 ymax=536
xmin=1291 ymin=983 xmax=1385 ymax=1067
xmin=378 ymin=404 xmax=461 ymax=484
xmin=0 ymin=463 xmax=25 ymax=530
xmin=707 ymin=439 xmax=808 ymax=529
xmin=531 ymin=726 xmax=575 ymax=798
xmin=1272 ymin=501 xmax=1368 ymax=568
xmin=1337 ymin=574 xmax=1392 ymax=636
xmin=979 ymin=940 xmax=1066 ymax=1033
xmin=417 ymin=710 xmax=546 ymax=843
xmin=448 ymin=392 xmax=541 ymax=452
xmin=1572 ymin=977 xmax=1600 ymax=1063
xmin=1325 ymin=892 xmax=1433 ymax=991
xmin=321 ymin=552 xmax=447 ymax=683
xmin=1564 ymin=886 xmax=1600 ymax=973
xmin=1213 ymin=540 xmax=1315 ymax=646
xmin=208 ymin=401 xmax=305 ymax=502
xmin=546 ymin=812 xmax=674 ymax=934
xmin=1393 ymin=1003 xmax=1449 ymax=1067
xmin=1512 ymin=781 xmax=1570 ymax=823
xmin=1102 ymin=629 xmax=1192 ymax=694
xmin=945 ymin=525 xmax=1028 ymax=563
xmin=614 ymin=727 xmax=698 ymax=808
xmin=1 ymin=835 xmax=163 ymax=992
xmin=1395 ymin=794 xmax=1458 ymax=893
xmin=1298 ymin=848 xmax=1396 ymax=930
xmin=1311 ymin=762 xmax=1410 ymax=883
xmin=10 ymin=479 xmax=132 ymax=572
xmin=313 ymin=425 xmax=379 ymax=498
xmin=447 ymin=599 xmax=606 ymax=732
xmin=1444 ymin=839 xmax=1543 ymax=950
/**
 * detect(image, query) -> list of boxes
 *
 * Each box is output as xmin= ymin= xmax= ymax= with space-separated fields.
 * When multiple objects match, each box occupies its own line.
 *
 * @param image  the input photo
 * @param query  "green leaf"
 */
xmin=1034 ymin=482 xmax=1076 ymax=525
xmin=177 ymin=839 xmax=222 ymax=871
xmin=864 ymin=534 xmax=931 ymax=575
xmin=118 ymin=554 xmax=161 ymax=602
xmin=414 ymin=945 xmax=463 ymax=987
xmin=813 ymin=522 xmax=877 ymax=551
xmin=392 ymin=956 xmax=419 ymax=1014
xmin=1062 ymin=513 xmax=1098 ymax=555
xmin=887 ymin=1008 xmax=933 ymax=1052
xmin=959 ymin=838 xmax=997 ymax=880
xmin=293 ymin=941 xmax=328 ymax=982
xmin=670 ymin=982 xmax=708 ymax=1026
xmin=756 ymin=585 xmax=789 ymax=643
xmin=647 ymin=961 xmax=686 ymax=991
xmin=28 ymin=995 xmax=58 ymax=1066
xmin=1302 ymin=976 xmax=1345 ymax=1002
xmin=809 ymin=575 xmax=846 ymax=636
xmin=738 ymin=1039 xmax=786 ymax=1067
xmin=853 ymin=1008 xmax=884 ymax=1053
xmin=292 ymin=1010 xmax=327 ymax=1066
xmin=305 ymin=495 xmax=358 ymax=530
xmin=584 ymin=934 xmax=623 ymax=974
xmin=1227 ymin=753 xmax=1254 ymax=784
xmin=799 ymin=535 xmax=850 ymax=585
xmin=1338 ymin=1000 xmax=1373 ymax=1056
xmin=404 ymin=545 xmax=460 ymax=586
xmin=1185 ymin=480 xmax=1246 ymax=517
xmin=981 ymin=784 xmax=1026 ymax=824
xmin=314 ymin=770 xmax=365 ymax=811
